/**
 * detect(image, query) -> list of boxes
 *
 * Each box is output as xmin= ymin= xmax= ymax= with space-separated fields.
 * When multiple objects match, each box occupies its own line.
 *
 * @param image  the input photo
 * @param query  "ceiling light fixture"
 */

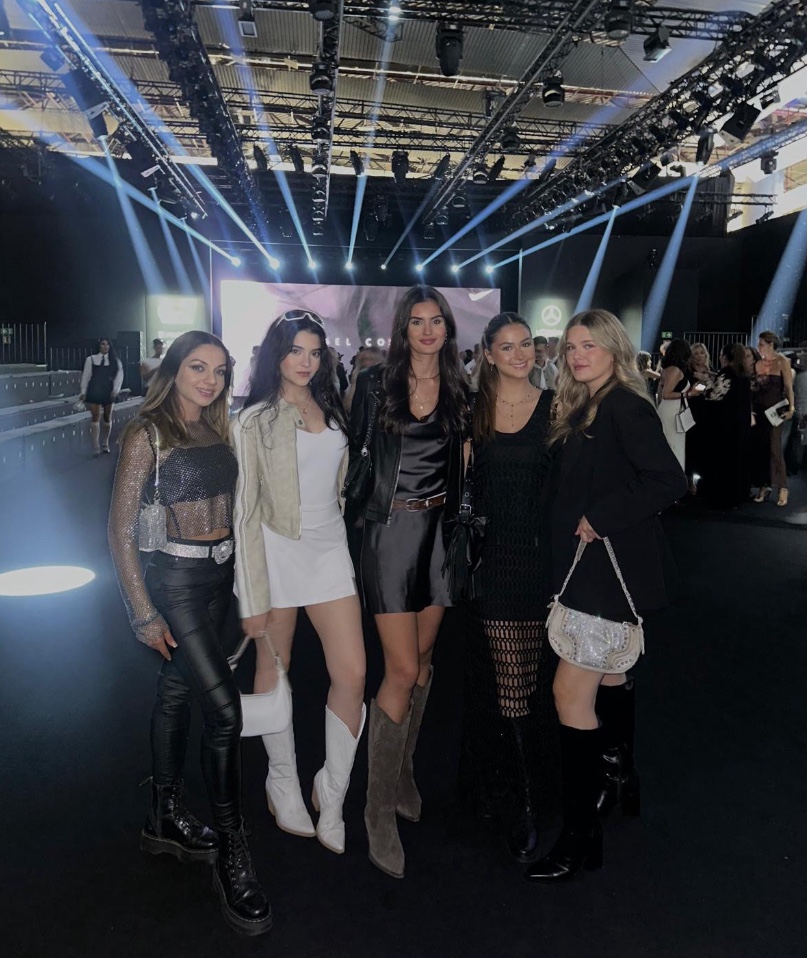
xmin=237 ymin=0 xmax=257 ymax=38
xmin=392 ymin=150 xmax=409 ymax=186
xmin=542 ymin=77 xmax=565 ymax=108
xmin=643 ymin=26 xmax=671 ymax=62
xmin=605 ymin=0 xmax=634 ymax=42
xmin=436 ymin=23 xmax=463 ymax=78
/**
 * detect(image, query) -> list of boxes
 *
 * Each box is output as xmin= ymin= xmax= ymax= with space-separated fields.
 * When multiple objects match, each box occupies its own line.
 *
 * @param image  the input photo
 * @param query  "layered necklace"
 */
xmin=410 ymin=371 xmax=440 ymax=414
xmin=496 ymin=386 xmax=537 ymax=430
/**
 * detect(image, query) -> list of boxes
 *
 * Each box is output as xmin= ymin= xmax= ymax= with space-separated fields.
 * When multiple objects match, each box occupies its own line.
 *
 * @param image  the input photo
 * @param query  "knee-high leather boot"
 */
xmin=312 ymin=704 xmax=367 ymax=854
xmin=595 ymin=678 xmax=640 ymax=818
xmin=140 ymin=780 xmax=219 ymax=864
xmin=524 ymin=725 xmax=603 ymax=882
xmin=506 ymin=716 xmax=539 ymax=863
xmin=396 ymin=668 xmax=432 ymax=822
xmin=261 ymin=722 xmax=316 ymax=838
xmin=364 ymin=700 xmax=410 ymax=879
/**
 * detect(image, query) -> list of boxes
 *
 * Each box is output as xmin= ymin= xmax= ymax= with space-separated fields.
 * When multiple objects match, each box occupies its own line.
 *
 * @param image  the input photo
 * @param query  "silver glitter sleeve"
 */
xmin=108 ymin=423 xmax=169 ymax=645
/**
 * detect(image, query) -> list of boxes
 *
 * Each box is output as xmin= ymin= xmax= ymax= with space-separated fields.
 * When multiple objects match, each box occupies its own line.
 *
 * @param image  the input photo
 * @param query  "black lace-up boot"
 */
xmin=213 ymin=825 xmax=273 ymax=936
xmin=140 ymin=780 xmax=218 ymax=864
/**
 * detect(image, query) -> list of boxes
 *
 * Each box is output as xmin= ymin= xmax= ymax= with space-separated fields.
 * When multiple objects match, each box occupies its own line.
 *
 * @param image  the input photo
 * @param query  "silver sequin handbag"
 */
xmin=138 ymin=424 xmax=168 ymax=552
xmin=228 ymin=634 xmax=293 ymax=737
xmin=546 ymin=537 xmax=644 ymax=675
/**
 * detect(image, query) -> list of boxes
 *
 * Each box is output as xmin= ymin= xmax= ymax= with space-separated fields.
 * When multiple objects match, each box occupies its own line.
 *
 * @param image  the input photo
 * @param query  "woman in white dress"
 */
xmin=656 ymin=338 xmax=692 ymax=472
xmin=231 ymin=309 xmax=366 ymax=855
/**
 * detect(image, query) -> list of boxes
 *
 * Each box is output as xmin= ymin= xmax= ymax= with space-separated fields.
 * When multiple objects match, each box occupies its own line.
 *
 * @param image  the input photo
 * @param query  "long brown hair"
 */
xmin=550 ymin=309 xmax=652 ymax=445
xmin=122 ymin=331 xmax=232 ymax=448
xmin=378 ymin=285 xmax=467 ymax=436
xmin=474 ymin=312 xmax=533 ymax=443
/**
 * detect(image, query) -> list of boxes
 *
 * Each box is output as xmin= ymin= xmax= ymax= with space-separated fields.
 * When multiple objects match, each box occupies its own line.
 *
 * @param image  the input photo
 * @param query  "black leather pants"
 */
xmin=145 ymin=551 xmax=243 ymax=831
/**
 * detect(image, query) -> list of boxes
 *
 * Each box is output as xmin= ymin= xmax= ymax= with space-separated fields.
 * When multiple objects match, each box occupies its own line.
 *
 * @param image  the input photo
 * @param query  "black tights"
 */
xmin=145 ymin=552 xmax=242 ymax=831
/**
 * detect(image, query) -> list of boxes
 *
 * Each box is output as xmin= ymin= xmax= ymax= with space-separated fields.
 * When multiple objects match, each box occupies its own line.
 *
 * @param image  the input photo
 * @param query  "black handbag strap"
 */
xmin=460 ymin=442 xmax=475 ymax=517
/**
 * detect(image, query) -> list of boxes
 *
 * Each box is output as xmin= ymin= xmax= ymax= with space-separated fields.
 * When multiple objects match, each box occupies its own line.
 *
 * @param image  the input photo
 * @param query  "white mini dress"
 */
xmin=261 ymin=425 xmax=356 ymax=609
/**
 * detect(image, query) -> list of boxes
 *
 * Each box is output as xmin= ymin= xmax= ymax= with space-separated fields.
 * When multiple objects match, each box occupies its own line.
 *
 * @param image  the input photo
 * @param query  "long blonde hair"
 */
xmin=550 ymin=309 xmax=652 ymax=445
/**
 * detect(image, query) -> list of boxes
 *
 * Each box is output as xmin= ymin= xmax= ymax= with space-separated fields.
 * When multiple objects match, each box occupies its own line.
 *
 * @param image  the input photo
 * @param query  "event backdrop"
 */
xmin=219 ymin=282 xmax=501 ymax=396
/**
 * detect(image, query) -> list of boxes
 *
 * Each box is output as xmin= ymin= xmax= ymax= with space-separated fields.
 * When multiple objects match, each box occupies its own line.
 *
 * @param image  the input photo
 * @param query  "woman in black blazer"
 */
xmin=526 ymin=309 xmax=686 ymax=883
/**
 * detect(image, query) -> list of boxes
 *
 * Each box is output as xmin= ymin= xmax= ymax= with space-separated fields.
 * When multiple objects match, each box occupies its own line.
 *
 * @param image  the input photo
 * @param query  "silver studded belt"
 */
xmin=161 ymin=538 xmax=235 ymax=564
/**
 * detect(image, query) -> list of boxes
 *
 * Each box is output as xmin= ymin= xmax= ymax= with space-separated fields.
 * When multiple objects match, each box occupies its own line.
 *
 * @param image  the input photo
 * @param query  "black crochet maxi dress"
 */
xmin=458 ymin=391 xmax=559 ymax=829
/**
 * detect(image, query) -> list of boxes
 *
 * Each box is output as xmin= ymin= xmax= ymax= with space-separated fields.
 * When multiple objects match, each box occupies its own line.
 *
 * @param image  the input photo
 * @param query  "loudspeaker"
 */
xmin=720 ymin=105 xmax=761 ymax=146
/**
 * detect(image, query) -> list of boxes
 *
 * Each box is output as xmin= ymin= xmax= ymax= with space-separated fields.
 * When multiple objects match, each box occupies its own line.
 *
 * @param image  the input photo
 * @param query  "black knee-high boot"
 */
xmin=524 ymin=725 xmax=603 ymax=882
xmin=506 ymin=716 xmax=539 ymax=863
xmin=595 ymin=678 xmax=640 ymax=818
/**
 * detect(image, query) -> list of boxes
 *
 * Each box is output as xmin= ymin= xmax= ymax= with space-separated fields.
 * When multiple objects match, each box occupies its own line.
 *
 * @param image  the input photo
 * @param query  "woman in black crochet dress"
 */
xmin=459 ymin=312 xmax=554 ymax=864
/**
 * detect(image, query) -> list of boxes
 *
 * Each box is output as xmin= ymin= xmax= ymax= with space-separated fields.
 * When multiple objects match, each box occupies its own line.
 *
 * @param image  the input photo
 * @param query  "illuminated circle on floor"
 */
xmin=0 ymin=566 xmax=96 ymax=596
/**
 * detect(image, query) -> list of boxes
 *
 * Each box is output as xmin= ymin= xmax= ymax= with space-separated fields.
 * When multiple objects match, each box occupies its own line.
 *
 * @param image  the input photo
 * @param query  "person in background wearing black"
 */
xmin=525 ymin=309 xmax=686 ymax=883
xmin=696 ymin=343 xmax=752 ymax=510
xmin=348 ymin=285 xmax=468 ymax=879
xmin=108 ymin=331 xmax=272 ymax=936
xmin=751 ymin=330 xmax=795 ymax=506
xmin=459 ymin=313 xmax=554 ymax=865
xmin=79 ymin=337 xmax=124 ymax=455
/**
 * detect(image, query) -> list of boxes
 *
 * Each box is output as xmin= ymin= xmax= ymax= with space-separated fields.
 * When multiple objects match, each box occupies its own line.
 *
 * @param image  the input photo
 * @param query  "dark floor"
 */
xmin=1 ymin=450 xmax=805 ymax=958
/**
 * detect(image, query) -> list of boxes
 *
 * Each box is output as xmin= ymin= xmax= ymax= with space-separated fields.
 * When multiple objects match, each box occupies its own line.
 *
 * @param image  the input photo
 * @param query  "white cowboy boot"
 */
xmin=261 ymin=723 xmax=315 ymax=838
xmin=312 ymin=704 xmax=367 ymax=854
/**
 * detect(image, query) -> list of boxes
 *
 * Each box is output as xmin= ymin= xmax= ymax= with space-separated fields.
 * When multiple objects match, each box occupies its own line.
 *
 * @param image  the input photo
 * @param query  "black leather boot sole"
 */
xmin=139 ymin=828 xmax=218 ymax=865
xmin=212 ymin=869 xmax=273 ymax=937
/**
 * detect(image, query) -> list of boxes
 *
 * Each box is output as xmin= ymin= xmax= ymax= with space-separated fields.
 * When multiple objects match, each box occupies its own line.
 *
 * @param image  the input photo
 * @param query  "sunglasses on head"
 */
xmin=275 ymin=309 xmax=325 ymax=328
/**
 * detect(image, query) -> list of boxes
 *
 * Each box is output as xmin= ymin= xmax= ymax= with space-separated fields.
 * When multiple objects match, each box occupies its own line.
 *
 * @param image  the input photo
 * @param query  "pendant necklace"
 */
xmin=290 ymin=391 xmax=312 ymax=428
xmin=496 ymin=387 xmax=535 ymax=430
xmin=410 ymin=372 xmax=439 ymax=414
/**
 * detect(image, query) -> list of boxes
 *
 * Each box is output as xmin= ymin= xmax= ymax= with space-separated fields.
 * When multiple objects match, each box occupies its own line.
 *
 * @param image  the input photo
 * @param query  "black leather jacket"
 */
xmin=348 ymin=365 xmax=466 ymax=534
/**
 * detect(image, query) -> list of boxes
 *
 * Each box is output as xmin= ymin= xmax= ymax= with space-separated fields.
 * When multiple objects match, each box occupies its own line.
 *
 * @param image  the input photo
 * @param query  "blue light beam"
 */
xmin=642 ymin=178 xmax=699 ymax=351
xmin=575 ymin=207 xmax=619 ymax=313
xmin=753 ymin=209 xmax=808 ymax=342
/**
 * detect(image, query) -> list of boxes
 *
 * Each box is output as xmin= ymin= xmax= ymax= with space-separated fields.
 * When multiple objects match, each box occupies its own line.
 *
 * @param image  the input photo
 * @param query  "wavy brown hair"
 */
xmin=378 ymin=285 xmax=468 ymax=436
xmin=474 ymin=312 xmax=533 ymax=443
xmin=550 ymin=309 xmax=652 ymax=446
xmin=122 ymin=331 xmax=232 ymax=448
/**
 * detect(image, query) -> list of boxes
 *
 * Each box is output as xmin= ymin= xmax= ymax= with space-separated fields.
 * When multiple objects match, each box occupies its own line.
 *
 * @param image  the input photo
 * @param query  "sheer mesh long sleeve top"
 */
xmin=108 ymin=419 xmax=238 ymax=643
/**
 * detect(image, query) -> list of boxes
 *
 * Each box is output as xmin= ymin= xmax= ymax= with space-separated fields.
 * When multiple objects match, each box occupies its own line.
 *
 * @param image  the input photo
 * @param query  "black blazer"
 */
xmin=547 ymin=385 xmax=687 ymax=620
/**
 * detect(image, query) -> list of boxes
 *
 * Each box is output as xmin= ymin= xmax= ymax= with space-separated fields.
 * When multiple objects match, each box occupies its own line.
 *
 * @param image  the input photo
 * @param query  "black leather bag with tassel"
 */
xmin=442 ymin=442 xmax=488 ymax=602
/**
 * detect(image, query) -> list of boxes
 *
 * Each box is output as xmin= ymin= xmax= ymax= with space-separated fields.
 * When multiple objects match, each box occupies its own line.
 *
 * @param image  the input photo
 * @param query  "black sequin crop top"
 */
xmin=108 ymin=419 xmax=238 ymax=643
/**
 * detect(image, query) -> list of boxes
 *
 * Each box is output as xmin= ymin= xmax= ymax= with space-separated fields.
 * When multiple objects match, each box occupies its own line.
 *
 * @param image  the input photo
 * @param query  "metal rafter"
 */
xmin=506 ymin=0 xmax=807 ymax=227
xmin=193 ymin=1 xmax=753 ymax=42
xmin=138 ymin=0 xmax=264 ymax=223
xmin=420 ymin=0 xmax=602 ymax=225
xmin=310 ymin=1 xmax=343 ymax=226
xmin=17 ymin=0 xmax=206 ymax=216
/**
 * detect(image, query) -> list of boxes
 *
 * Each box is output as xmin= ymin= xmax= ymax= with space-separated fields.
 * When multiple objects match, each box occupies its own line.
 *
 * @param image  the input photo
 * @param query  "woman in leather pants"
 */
xmin=109 ymin=331 xmax=272 ymax=936
xmin=349 ymin=285 xmax=468 ymax=878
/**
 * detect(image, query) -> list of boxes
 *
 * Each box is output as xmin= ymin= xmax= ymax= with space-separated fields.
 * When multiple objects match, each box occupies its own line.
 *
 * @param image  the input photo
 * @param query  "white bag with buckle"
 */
xmin=228 ymin=634 xmax=293 ymax=736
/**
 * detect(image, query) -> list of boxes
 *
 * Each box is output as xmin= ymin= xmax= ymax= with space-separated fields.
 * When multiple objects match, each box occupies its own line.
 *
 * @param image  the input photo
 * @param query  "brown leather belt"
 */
xmin=391 ymin=492 xmax=447 ymax=512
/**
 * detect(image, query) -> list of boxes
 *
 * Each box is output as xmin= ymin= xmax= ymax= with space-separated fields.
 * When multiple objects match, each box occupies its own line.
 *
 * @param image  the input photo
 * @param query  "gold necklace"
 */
xmin=410 ymin=374 xmax=439 ymax=412
xmin=289 ymin=391 xmax=312 ymax=427
xmin=496 ymin=387 xmax=536 ymax=429
xmin=413 ymin=373 xmax=440 ymax=381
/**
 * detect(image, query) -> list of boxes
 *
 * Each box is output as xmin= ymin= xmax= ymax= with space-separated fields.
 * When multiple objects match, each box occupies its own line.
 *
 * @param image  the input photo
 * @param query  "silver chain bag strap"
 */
xmin=546 ymin=537 xmax=644 ymax=674
xmin=138 ymin=424 xmax=168 ymax=552
xmin=228 ymin=633 xmax=293 ymax=737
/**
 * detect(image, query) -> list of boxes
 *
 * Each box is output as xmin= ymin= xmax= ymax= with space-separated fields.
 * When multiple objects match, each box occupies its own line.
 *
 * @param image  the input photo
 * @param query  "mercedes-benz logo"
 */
xmin=541 ymin=304 xmax=562 ymax=327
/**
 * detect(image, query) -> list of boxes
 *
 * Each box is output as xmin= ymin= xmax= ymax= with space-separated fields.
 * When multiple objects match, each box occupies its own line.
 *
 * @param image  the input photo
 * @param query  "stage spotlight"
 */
xmin=435 ymin=210 xmax=449 ymax=226
xmin=695 ymin=131 xmax=714 ymax=166
xmin=488 ymin=156 xmax=506 ymax=182
xmin=643 ymin=26 xmax=671 ymax=62
xmin=345 ymin=260 xmax=354 ymax=270
xmin=312 ymin=221 xmax=324 ymax=236
xmin=761 ymin=152 xmax=778 ymax=175
xmin=231 ymin=256 xmax=242 ymax=267
xmin=350 ymin=150 xmax=365 ymax=176
xmin=238 ymin=0 xmax=258 ymax=38
xmin=660 ymin=150 xmax=676 ymax=167
xmin=542 ymin=77 xmax=565 ymax=108
xmin=472 ymin=163 xmax=489 ymax=185
xmin=287 ymin=145 xmax=305 ymax=174
xmin=269 ymin=255 xmax=281 ymax=270
xmin=380 ymin=262 xmax=388 ymax=270
xmin=311 ymin=117 xmax=331 ymax=144
xmin=667 ymin=109 xmax=690 ymax=132
xmin=450 ymin=191 xmax=467 ymax=210
xmin=308 ymin=258 xmax=318 ymax=269
xmin=415 ymin=263 xmax=424 ymax=272
xmin=433 ymin=154 xmax=451 ymax=180
xmin=485 ymin=265 xmax=494 ymax=274
xmin=423 ymin=222 xmax=436 ymax=240
xmin=253 ymin=144 xmax=268 ymax=172
xmin=190 ymin=211 xmax=200 ymax=220
xmin=727 ymin=208 xmax=743 ymax=222
xmin=40 ymin=46 xmax=66 ymax=71
xmin=436 ymin=23 xmax=463 ymax=77
xmin=392 ymin=150 xmax=409 ymax=186
xmin=451 ymin=264 xmax=460 ymax=273
xmin=756 ymin=210 xmax=774 ymax=224
xmin=389 ymin=4 xmax=402 ymax=21
xmin=628 ymin=162 xmax=662 ymax=196
xmin=720 ymin=104 xmax=761 ymax=145
xmin=309 ymin=0 xmax=337 ymax=21
xmin=605 ymin=0 xmax=634 ymax=41
xmin=500 ymin=126 xmax=520 ymax=152
xmin=760 ymin=89 xmax=780 ymax=110
xmin=310 ymin=62 xmax=334 ymax=95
